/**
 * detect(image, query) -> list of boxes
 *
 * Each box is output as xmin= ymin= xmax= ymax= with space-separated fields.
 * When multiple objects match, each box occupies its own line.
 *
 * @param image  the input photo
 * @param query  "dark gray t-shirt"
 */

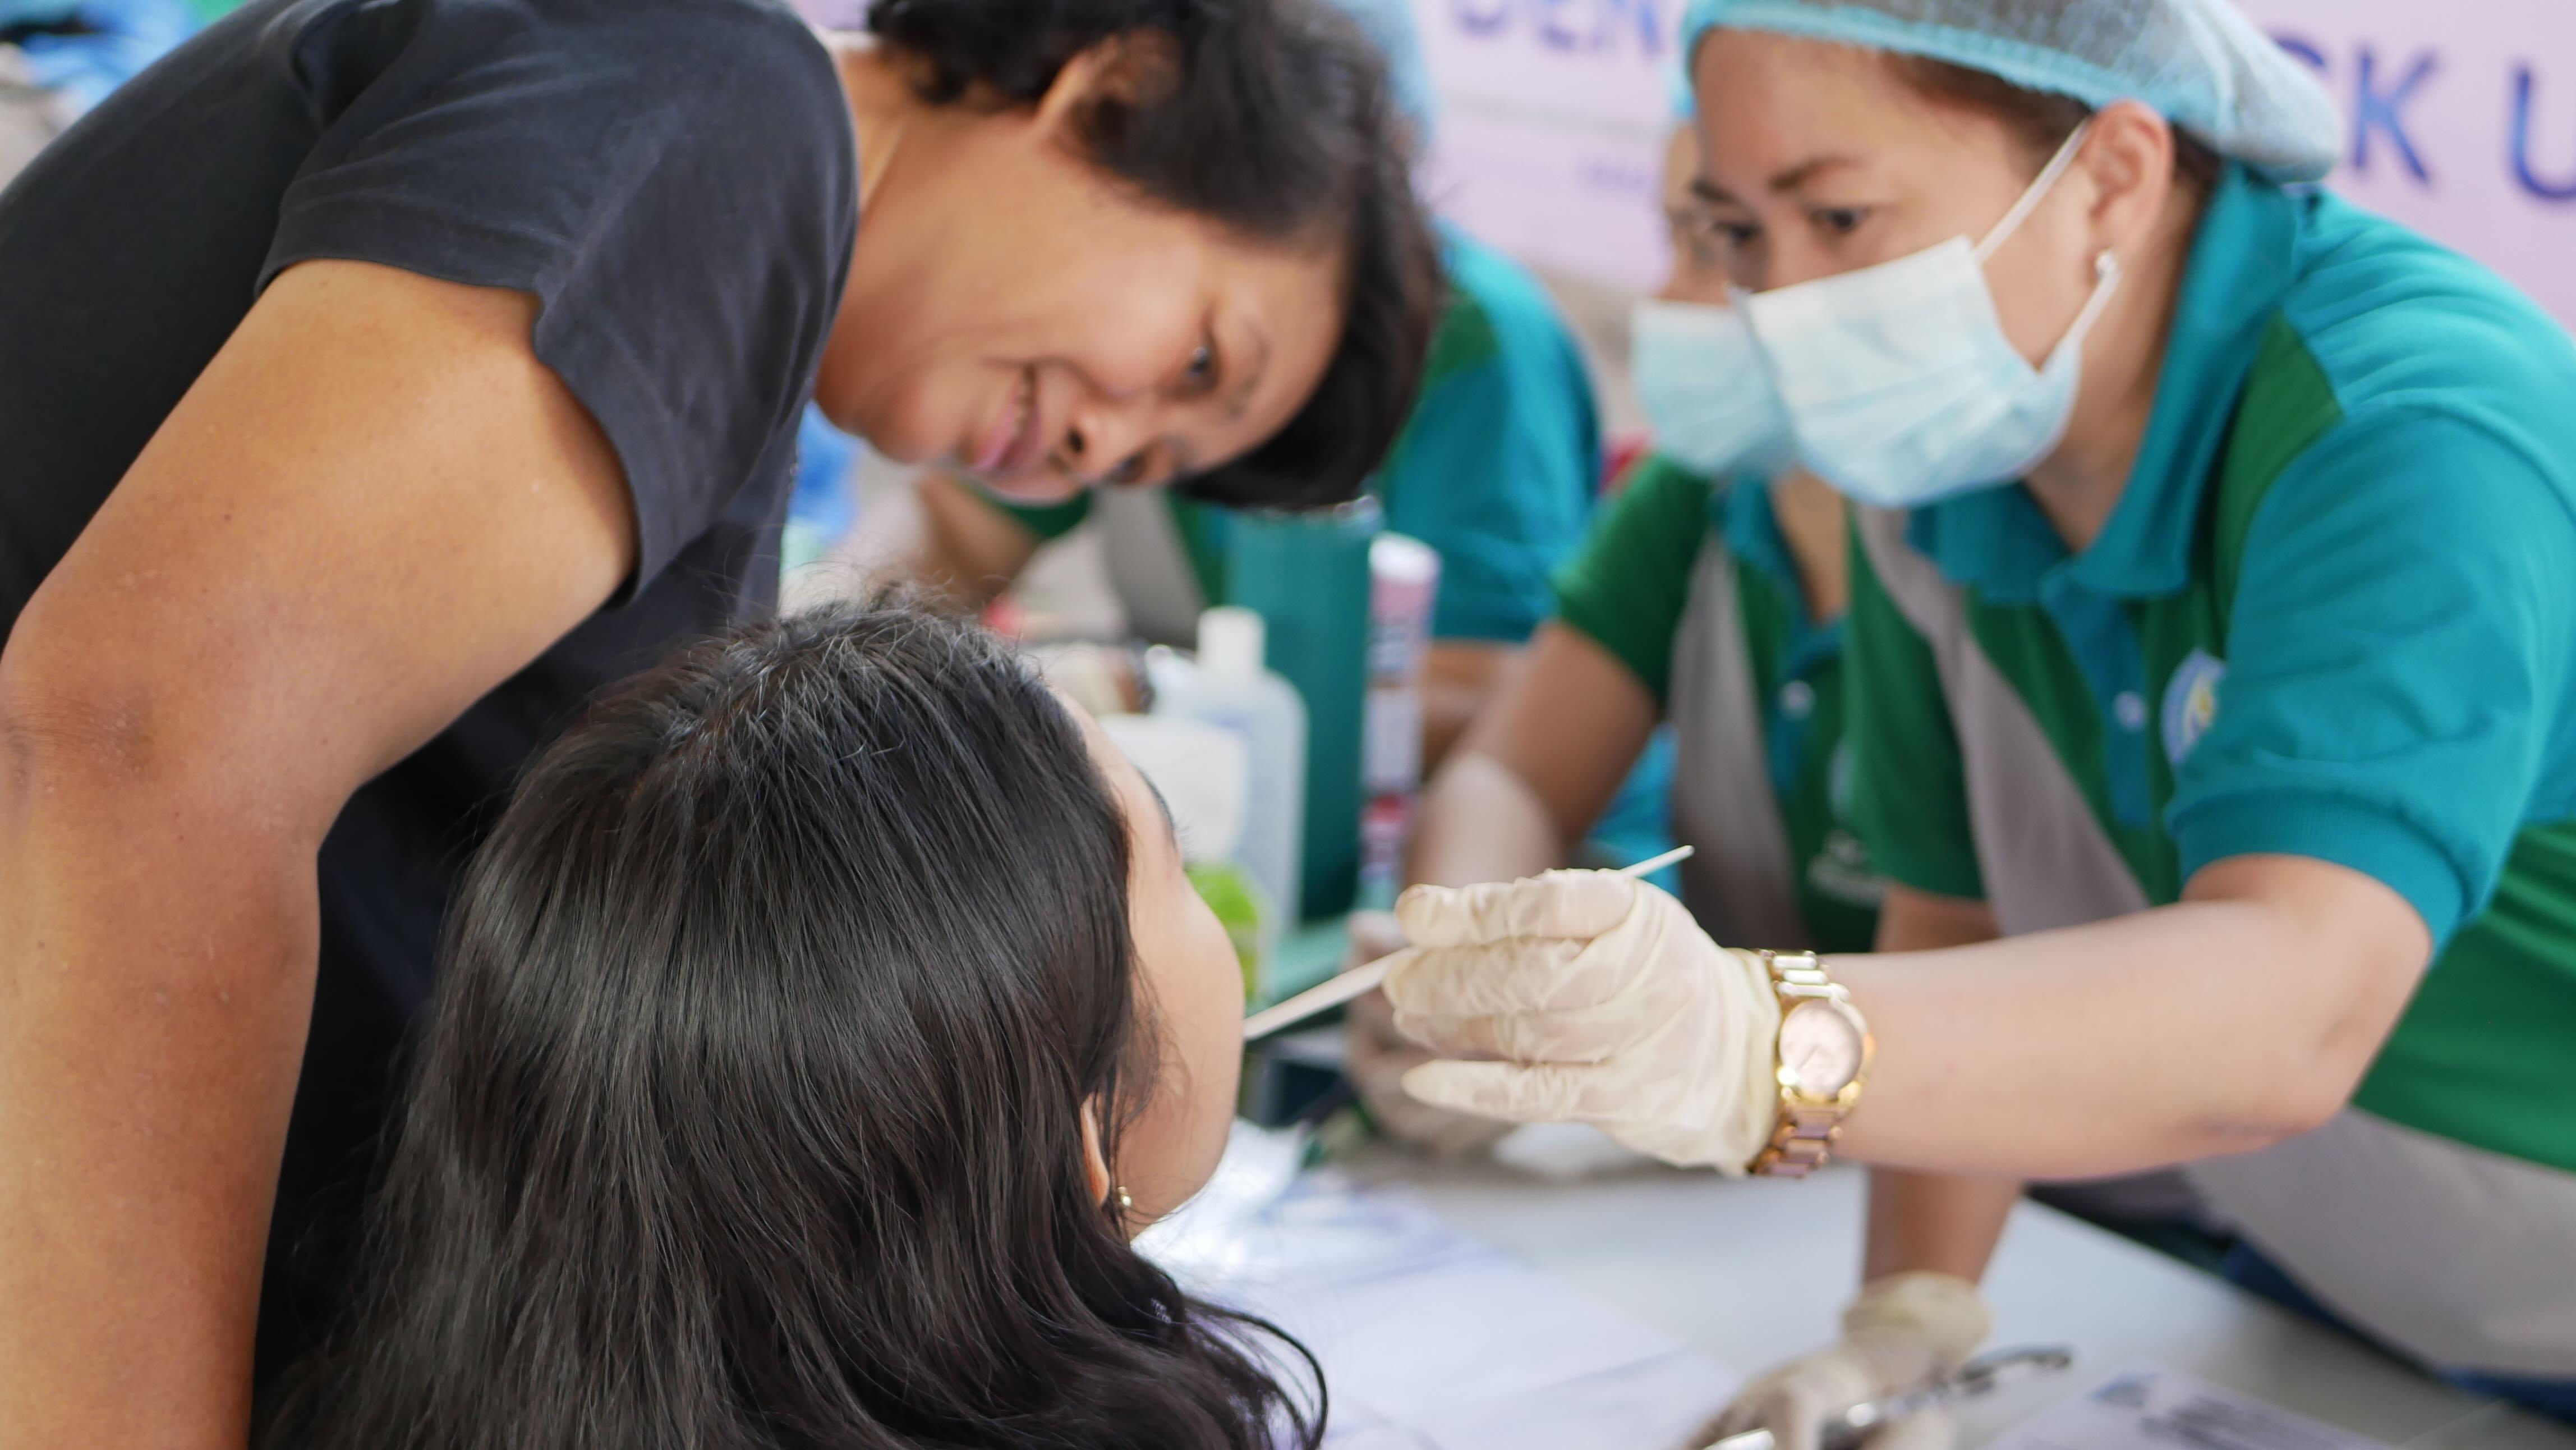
xmin=0 ymin=0 xmax=857 ymax=1375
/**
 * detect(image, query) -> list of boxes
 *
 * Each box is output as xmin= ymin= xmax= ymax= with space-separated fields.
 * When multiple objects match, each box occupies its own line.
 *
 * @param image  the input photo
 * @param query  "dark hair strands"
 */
xmin=868 ymin=0 xmax=1446 ymax=511
xmin=1892 ymin=53 xmax=2225 ymax=195
xmin=260 ymin=598 xmax=1323 ymax=1449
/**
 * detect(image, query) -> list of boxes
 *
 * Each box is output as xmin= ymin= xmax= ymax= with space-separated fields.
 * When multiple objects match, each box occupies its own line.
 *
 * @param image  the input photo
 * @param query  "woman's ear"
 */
xmin=2081 ymin=99 xmax=2181 ymax=256
xmin=1079 ymin=1095 xmax=1116 ymax=1208
xmin=1034 ymin=34 xmax=1180 ymax=133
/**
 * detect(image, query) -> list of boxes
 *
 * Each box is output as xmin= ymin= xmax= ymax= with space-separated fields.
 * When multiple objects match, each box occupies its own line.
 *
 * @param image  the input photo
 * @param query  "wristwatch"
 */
xmin=1748 ymin=949 xmax=1874 ymax=1178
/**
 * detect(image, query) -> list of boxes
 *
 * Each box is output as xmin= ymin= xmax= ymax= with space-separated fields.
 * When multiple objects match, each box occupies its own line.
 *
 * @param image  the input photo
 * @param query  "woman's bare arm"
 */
xmin=0 ymin=260 xmax=637 ymax=1447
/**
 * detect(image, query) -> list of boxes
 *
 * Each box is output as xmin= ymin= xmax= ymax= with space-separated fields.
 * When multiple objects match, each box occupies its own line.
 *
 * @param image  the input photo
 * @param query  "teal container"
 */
xmin=1223 ymin=498 xmax=1379 ymax=919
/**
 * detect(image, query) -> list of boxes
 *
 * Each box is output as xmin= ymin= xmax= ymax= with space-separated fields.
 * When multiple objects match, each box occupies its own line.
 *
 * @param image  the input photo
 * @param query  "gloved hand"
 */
xmin=1688 ymin=1273 xmax=1991 ymax=1450
xmin=1343 ymin=912 xmax=1513 ymax=1157
xmin=1378 ymin=869 xmax=1781 ymax=1172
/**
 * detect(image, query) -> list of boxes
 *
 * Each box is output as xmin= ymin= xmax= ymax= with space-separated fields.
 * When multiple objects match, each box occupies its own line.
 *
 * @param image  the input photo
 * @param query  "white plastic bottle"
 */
xmin=1155 ymin=607 xmax=1309 ymax=950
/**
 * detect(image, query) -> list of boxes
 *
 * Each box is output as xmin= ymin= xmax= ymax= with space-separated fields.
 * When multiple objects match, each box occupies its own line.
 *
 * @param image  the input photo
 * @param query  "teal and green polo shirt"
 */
xmin=1847 ymin=164 xmax=2576 ymax=1174
xmin=986 ymin=224 xmax=1603 ymax=645
xmin=1555 ymin=456 xmax=1880 ymax=953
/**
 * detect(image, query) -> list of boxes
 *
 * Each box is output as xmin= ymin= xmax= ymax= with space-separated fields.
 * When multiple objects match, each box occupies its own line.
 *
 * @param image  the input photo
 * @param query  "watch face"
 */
xmin=1779 ymin=1000 xmax=1865 ymax=1096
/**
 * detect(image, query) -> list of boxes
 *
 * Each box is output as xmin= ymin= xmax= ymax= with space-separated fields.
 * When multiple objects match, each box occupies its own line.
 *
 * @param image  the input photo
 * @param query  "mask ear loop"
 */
xmin=1974 ymin=118 xmax=2096 ymax=264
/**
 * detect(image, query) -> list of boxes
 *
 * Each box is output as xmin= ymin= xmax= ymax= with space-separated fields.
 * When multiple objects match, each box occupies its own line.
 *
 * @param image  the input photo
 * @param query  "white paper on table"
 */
xmin=1140 ymin=1123 xmax=1740 ymax=1450
xmin=1988 ymin=1366 xmax=2396 ymax=1450
xmin=1410 ymin=1350 xmax=1740 ymax=1450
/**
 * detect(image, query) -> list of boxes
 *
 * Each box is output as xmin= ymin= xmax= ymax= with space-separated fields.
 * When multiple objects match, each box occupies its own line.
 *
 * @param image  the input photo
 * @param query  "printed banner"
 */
xmin=1419 ymin=0 xmax=2576 ymax=327
xmin=1415 ymin=0 xmax=1680 ymax=290
xmin=2238 ymin=0 xmax=2576 ymax=326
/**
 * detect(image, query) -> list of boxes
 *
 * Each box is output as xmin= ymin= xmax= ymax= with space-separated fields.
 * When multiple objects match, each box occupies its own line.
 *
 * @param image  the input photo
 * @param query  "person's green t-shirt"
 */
xmin=1845 ymin=168 xmax=2576 ymax=1175
xmin=1554 ymin=457 xmax=1879 ymax=953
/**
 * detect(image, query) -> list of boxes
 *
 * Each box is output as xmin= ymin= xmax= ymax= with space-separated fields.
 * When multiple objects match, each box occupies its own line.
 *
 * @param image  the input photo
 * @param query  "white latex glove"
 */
xmin=1341 ymin=912 xmax=1514 ymax=1157
xmin=1689 ymin=1273 xmax=1991 ymax=1450
xmin=1379 ymin=869 xmax=1782 ymax=1172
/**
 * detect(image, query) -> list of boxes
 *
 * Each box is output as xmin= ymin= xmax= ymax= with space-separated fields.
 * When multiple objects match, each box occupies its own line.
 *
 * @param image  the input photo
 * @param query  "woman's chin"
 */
xmin=978 ymin=472 xmax=1087 ymax=505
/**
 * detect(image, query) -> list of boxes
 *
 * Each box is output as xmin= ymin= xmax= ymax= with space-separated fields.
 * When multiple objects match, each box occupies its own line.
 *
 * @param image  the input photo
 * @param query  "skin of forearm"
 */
xmin=1865 ymin=1169 xmax=2022 ymax=1285
xmin=0 ymin=743 xmax=320 ymax=1448
xmin=1407 ymin=626 xmax=1657 ymax=892
xmin=905 ymin=471 xmax=1034 ymax=613
xmin=1850 ymin=889 xmax=2022 ymax=1286
xmin=1833 ymin=869 xmax=2426 ymax=1178
xmin=1419 ymin=641 xmax=1519 ymax=770
xmin=1406 ymin=751 xmax=1567 ymax=889
xmin=901 ymin=535 xmax=1007 ymax=614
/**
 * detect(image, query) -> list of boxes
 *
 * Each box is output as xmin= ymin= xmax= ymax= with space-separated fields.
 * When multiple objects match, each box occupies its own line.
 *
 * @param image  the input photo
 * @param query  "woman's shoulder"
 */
xmin=1610 ymin=453 xmax=1721 ymax=521
xmin=339 ymin=0 xmax=845 ymax=140
xmin=2273 ymin=191 xmax=2576 ymax=439
xmin=1427 ymin=224 xmax=1588 ymax=386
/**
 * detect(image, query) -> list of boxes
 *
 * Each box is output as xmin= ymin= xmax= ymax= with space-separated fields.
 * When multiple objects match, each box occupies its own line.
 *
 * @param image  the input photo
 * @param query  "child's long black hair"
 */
xmin=260 ymin=601 xmax=1318 ymax=1449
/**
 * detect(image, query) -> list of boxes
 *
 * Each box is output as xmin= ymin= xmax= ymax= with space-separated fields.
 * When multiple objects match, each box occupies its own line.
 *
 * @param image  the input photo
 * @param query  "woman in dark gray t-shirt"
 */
xmin=0 ymin=0 xmax=1437 ymax=1436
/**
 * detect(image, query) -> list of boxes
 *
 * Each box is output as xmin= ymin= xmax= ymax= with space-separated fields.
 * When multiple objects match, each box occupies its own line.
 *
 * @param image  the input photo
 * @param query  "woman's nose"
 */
xmin=1064 ymin=404 xmax=1155 ymax=487
xmin=1750 ymin=236 xmax=1839 ymax=293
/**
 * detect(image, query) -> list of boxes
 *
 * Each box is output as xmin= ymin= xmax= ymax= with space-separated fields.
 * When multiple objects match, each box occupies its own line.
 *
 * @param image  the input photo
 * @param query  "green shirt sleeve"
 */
xmin=1379 ymin=231 xmax=1603 ymax=644
xmin=1549 ymin=456 xmax=1713 ymax=708
xmin=2171 ymin=411 xmax=2576 ymax=945
xmin=976 ymin=481 xmax=1096 ymax=542
xmin=1846 ymin=518 xmax=1986 ymax=903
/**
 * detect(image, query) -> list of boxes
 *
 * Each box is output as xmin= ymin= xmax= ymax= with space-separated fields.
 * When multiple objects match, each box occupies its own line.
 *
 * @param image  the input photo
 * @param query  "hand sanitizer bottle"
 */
xmin=1156 ymin=607 xmax=1308 ymax=966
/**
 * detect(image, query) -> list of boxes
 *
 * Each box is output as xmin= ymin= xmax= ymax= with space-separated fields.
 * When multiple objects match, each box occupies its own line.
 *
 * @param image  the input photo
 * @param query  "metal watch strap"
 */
xmin=1767 ymin=949 xmax=1836 ymax=999
xmin=1752 ymin=1103 xmax=1844 ymax=1179
xmin=1750 ymin=949 xmax=1852 ymax=1179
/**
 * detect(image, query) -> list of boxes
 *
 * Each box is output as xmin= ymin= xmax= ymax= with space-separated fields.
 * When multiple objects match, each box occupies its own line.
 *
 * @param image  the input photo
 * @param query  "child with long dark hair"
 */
xmin=260 ymin=602 xmax=1313 ymax=1449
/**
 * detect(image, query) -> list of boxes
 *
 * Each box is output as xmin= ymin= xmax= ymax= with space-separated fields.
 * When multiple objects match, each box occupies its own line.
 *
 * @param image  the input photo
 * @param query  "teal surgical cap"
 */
xmin=1680 ymin=0 xmax=2343 ymax=183
xmin=1667 ymin=56 xmax=1696 ymax=121
xmin=1330 ymin=0 xmax=1438 ymax=140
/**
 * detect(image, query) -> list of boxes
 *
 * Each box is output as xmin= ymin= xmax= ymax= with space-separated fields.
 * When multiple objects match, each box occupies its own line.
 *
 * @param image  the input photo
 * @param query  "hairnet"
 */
xmin=1327 ymin=0 xmax=1439 ymax=141
xmin=1680 ymin=0 xmax=2343 ymax=183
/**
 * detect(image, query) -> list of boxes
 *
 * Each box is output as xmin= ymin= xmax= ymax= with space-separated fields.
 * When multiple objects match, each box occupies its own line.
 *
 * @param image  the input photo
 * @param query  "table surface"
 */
xmin=1345 ymin=1149 xmax=2576 ymax=1450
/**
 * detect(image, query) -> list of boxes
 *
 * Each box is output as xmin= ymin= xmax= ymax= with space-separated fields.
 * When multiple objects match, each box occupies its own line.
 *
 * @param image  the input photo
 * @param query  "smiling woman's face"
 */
xmin=813 ymin=77 xmax=1349 ymax=505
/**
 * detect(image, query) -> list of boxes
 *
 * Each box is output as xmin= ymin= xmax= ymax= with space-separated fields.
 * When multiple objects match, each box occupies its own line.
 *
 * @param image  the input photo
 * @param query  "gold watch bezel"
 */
xmin=1749 ymin=949 xmax=1874 ymax=1178
xmin=1775 ymin=994 xmax=1875 ymax=1108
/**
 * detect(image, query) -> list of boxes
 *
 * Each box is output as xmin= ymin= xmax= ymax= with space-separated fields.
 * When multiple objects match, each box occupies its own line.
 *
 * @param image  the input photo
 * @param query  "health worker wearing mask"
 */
xmin=907 ymin=0 xmax=1600 ymax=766
xmin=1366 ymin=0 xmax=2576 ymax=1439
xmin=0 ymin=0 xmax=1440 ymax=1438
xmin=1345 ymin=114 xmax=1883 ymax=1155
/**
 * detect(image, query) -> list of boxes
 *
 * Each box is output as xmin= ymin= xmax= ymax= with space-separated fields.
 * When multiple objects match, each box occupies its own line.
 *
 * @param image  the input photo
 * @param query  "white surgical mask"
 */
xmin=1630 ymin=296 xmax=1789 ymax=478
xmin=1741 ymin=122 xmax=2123 ymax=510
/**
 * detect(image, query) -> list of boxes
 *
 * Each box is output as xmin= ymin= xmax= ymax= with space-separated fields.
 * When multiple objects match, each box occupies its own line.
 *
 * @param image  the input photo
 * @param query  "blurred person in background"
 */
xmin=0 ymin=0 xmax=195 ymax=180
xmin=1345 ymin=112 xmax=1879 ymax=1156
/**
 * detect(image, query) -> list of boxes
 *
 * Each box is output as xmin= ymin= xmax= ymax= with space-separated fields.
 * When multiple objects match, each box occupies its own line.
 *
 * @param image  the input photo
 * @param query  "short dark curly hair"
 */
xmin=868 ymin=0 xmax=1445 ymax=510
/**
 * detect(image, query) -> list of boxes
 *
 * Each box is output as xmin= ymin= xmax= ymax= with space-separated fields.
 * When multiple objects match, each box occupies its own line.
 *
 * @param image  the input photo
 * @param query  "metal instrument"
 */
xmin=1701 ymin=1346 xmax=2076 ymax=1450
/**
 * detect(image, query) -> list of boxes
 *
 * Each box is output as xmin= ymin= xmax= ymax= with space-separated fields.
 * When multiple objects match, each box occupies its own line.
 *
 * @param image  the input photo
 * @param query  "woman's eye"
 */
xmin=1108 ymin=453 xmax=1153 ymax=487
xmin=1676 ymin=230 xmax=1729 ymax=269
xmin=1682 ymin=209 xmax=1758 ymax=251
xmin=1183 ymin=339 xmax=1217 ymax=391
xmin=1813 ymin=207 xmax=1869 ymax=236
xmin=1696 ymin=219 xmax=1759 ymax=255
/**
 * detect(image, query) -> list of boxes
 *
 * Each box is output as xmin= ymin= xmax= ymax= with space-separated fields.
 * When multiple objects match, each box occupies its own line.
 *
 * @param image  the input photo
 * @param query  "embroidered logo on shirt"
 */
xmin=2162 ymin=649 xmax=2227 ymax=765
xmin=1808 ymin=828 xmax=1885 ymax=908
